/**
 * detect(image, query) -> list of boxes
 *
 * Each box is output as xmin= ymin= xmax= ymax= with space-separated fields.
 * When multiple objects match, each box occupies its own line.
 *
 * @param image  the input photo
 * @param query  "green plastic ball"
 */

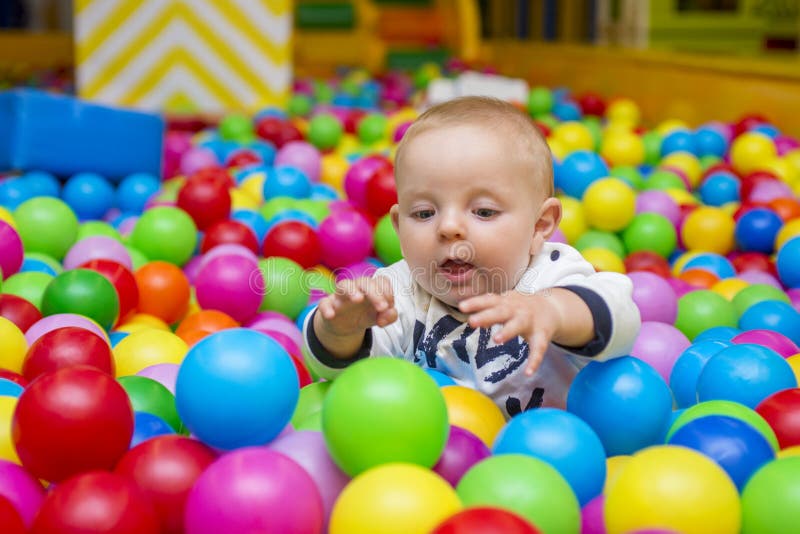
xmin=125 ymin=245 xmax=149 ymax=271
xmin=742 ymin=456 xmax=800 ymax=534
xmin=257 ymin=257 xmax=309 ymax=319
xmin=456 ymin=454 xmax=581 ymax=534
xmin=322 ymin=358 xmax=448 ymax=477
xmin=622 ymin=213 xmax=677 ymax=258
xmin=259 ymin=197 xmax=297 ymax=222
xmin=308 ymin=113 xmax=343 ymax=150
xmin=357 ymin=113 xmax=388 ymax=145
xmin=643 ymin=169 xmax=688 ymax=192
xmin=130 ymin=207 xmax=198 ymax=266
xmin=2 ymin=271 xmax=53 ymax=310
xmin=667 ymin=400 xmax=779 ymax=450
xmin=675 ymin=290 xmax=739 ymax=340
xmin=575 ymin=230 xmax=626 ymax=258
xmin=642 ymin=131 xmax=663 ymax=166
xmin=118 ymin=375 xmax=184 ymax=433
xmin=14 ymin=197 xmax=79 ymax=260
xmin=23 ymin=253 xmax=63 ymax=275
xmin=732 ymin=284 xmax=792 ymax=317
xmin=41 ymin=269 xmax=119 ymax=330
xmin=699 ymin=154 xmax=722 ymax=170
xmin=218 ymin=113 xmax=253 ymax=141
xmin=293 ymin=199 xmax=330 ymax=224
xmin=291 ymin=381 xmax=332 ymax=431
xmin=288 ymin=94 xmax=313 ymax=117
xmin=374 ymin=214 xmax=403 ymax=265
xmin=610 ymin=165 xmax=645 ymax=190
xmin=528 ymin=87 xmax=554 ymax=117
xmin=77 ymin=221 xmax=122 ymax=241
xmin=581 ymin=116 xmax=603 ymax=150
xmin=314 ymin=81 xmax=334 ymax=103
xmin=303 ymin=269 xmax=336 ymax=296
xmin=536 ymin=113 xmax=559 ymax=129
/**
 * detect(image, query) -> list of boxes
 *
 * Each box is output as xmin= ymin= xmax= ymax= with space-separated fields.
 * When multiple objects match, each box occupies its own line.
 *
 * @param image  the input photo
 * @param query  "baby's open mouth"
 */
xmin=438 ymin=259 xmax=475 ymax=276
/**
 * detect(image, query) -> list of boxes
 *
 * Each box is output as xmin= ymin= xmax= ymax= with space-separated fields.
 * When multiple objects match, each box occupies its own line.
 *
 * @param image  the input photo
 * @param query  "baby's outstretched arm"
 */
xmin=313 ymin=276 xmax=397 ymax=359
xmin=459 ymin=288 xmax=594 ymax=376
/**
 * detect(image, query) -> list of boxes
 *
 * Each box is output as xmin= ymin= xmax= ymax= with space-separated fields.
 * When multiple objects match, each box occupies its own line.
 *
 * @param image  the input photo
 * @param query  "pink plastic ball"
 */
xmin=393 ymin=121 xmax=412 ymax=143
xmin=749 ymin=179 xmax=794 ymax=203
xmin=344 ymin=155 xmax=390 ymax=208
xmin=788 ymin=288 xmax=800 ymax=313
xmin=246 ymin=314 xmax=303 ymax=350
xmin=136 ymin=363 xmax=180 ymax=395
xmin=184 ymin=447 xmax=324 ymax=534
xmin=275 ymin=141 xmax=321 ymax=183
xmin=775 ymin=135 xmax=800 ymax=156
xmin=732 ymin=329 xmax=800 ymax=358
xmin=432 ymin=426 xmax=491 ymax=487
xmin=0 ymin=221 xmax=23 ymax=279
xmin=194 ymin=255 xmax=262 ymax=323
xmin=628 ymin=271 xmax=678 ymax=323
xmin=636 ymin=191 xmax=681 ymax=227
xmin=630 ymin=321 xmax=691 ymax=381
xmin=198 ymin=244 xmax=259 ymax=271
xmin=180 ymin=147 xmax=219 ymax=176
xmin=666 ymin=277 xmax=696 ymax=299
xmin=258 ymin=328 xmax=301 ymax=357
xmin=25 ymin=313 xmax=107 ymax=346
xmin=63 ymin=236 xmax=133 ymax=271
xmin=549 ymin=227 xmax=568 ymax=245
xmin=335 ymin=260 xmax=378 ymax=282
xmin=580 ymin=495 xmax=606 ymax=534
xmin=0 ymin=460 xmax=46 ymax=529
xmin=739 ymin=269 xmax=783 ymax=289
xmin=182 ymin=255 xmax=204 ymax=285
xmin=318 ymin=210 xmax=373 ymax=269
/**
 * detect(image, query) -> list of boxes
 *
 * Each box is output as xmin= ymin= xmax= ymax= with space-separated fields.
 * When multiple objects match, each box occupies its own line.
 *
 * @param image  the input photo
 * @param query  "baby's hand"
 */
xmin=317 ymin=276 xmax=397 ymax=337
xmin=459 ymin=291 xmax=562 ymax=376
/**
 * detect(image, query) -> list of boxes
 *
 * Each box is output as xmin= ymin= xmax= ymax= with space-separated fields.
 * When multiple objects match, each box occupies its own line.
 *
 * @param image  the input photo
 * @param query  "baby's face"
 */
xmin=392 ymin=124 xmax=547 ymax=307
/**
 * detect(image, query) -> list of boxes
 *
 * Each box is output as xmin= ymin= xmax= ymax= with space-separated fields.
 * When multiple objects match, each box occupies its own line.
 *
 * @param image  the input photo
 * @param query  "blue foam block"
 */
xmin=0 ymin=89 xmax=164 ymax=181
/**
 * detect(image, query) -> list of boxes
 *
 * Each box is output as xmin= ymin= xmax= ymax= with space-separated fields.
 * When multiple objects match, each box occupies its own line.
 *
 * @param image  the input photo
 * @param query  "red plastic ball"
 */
xmin=533 ymin=121 xmax=551 ymax=137
xmin=365 ymin=165 xmax=398 ymax=217
xmin=734 ymin=114 xmax=769 ymax=137
xmin=756 ymin=388 xmax=800 ymax=449
xmin=0 ymin=496 xmax=26 ymax=534
xmin=289 ymin=353 xmax=313 ymax=388
xmin=190 ymin=167 xmax=235 ymax=189
xmin=22 ymin=326 xmax=114 ymax=382
xmin=431 ymin=507 xmax=541 ymax=534
xmin=115 ymin=436 xmax=217 ymax=534
xmin=624 ymin=251 xmax=671 ymax=278
xmin=577 ymin=92 xmax=606 ymax=117
xmin=12 ymin=366 xmax=134 ymax=482
xmin=225 ymin=149 xmax=262 ymax=169
xmin=730 ymin=251 xmax=777 ymax=277
xmin=0 ymin=294 xmax=41 ymax=332
xmin=200 ymin=220 xmax=260 ymax=255
xmin=30 ymin=471 xmax=159 ymax=534
xmin=733 ymin=201 xmax=769 ymax=222
xmin=262 ymin=221 xmax=321 ymax=269
xmin=79 ymin=259 xmax=139 ymax=325
xmin=0 ymin=369 xmax=27 ymax=388
xmin=177 ymin=175 xmax=231 ymax=231
xmin=344 ymin=109 xmax=367 ymax=134
xmin=255 ymin=117 xmax=303 ymax=148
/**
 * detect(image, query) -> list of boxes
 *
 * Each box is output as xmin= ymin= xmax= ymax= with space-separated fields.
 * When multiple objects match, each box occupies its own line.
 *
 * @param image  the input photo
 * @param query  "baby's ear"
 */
xmin=390 ymin=204 xmax=400 ymax=233
xmin=530 ymin=197 xmax=562 ymax=255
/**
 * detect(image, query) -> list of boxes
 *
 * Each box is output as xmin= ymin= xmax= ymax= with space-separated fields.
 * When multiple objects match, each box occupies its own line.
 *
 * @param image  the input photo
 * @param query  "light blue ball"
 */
xmin=555 ymin=150 xmax=609 ymax=199
xmin=694 ymin=127 xmax=728 ymax=157
xmin=0 ymin=178 xmax=34 ymax=209
xmin=22 ymin=170 xmax=60 ymax=197
xmin=661 ymin=130 xmax=697 ymax=156
xmin=131 ymin=412 xmax=176 ymax=448
xmin=777 ymin=236 xmax=800 ymax=289
xmin=232 ymin=209 xmax=269 ymax=246
xmin=694 ymin=325 xmax=742 ymax=343
xmin=424 ymin=369 xmax=457 ymax=387
xmin=116 ymin=172 xmax=160 ymax=214
xmin=682 ymin=253 xmax=737 ymax=279
xmin=552 ymin=101 xmax=582 ymax=121
xmin=699 ymin=172 xmax=740 ymax=206
xmin=175 ymin=328 xmax=299 ymax=450
xmin=696 ymin=343 xmax=797 ymax=408
xmin=567 ymin=356 xmax=672 ymax=456
xmin=739 ymin=300 xmax=800 ymax=346
xmin=62 ymin=172 xmax=114 ymax=220
xmin=0 ymin=378 xmax=24 ymax=398
xmin=295 ymin=303 xmax=317 ymax=332
xmin=751 ymin=124 xmax=780 ymax=138
xmin=670 ymin=340 xmax=731 ymax=408
xmin=248 ymin=141 xmax=277 ymax=166
xmin=310 ymin=183 xmax=340 ymax=201
xmin=109 ymin=330 xmax=130 ymax=348
xmin=493 ymin=408 xmax=605 ymax=506
xmin=263 ymin=166 xmax=311 ymax=200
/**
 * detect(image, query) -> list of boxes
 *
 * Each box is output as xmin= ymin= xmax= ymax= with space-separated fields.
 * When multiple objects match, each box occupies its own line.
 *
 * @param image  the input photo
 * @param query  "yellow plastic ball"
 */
xmin=441 ymin=386 xmax=506 ymax=448
xmin=663 ymin=188 xmax=699 ymax=206
xmin=320 ymin=153 xmax=349 ymax=192
xmin=558 ymin=196 xmax=587 ymax=244
xmin=671 ymin=251 xmax=702 ymax=277
xmin=583 ymin=178 xmax=636 ymax=231
xmin=786 ymin=354 xmax=800 ymax=386
xmin=604 ymin=445 xmax=741 ymax=534
xmin=604 ymin=455 xmax=631 ymax=493
xmin=757 ymin=157 xmax=799 ymax=186
xmin=656 ymin=120 xmax=690 ymax=137
xmin=720 ymin=201 xmax=740 ymax=216
xmin=731 ymin=132 xmax=777 ymax=175
xmin=602 ymin=122 xmax=634 ymax=138
xmin=240 ymin=173 xmax=266 ymax=202
xmin=776 ymin=218 xmax=800 ymax=250
xmin=661 ymin=152 xmax=703 ymax=188
xmin=785 ymin=149 xmax=800 ymax=175
xmin=778 ymin=444 xmax=800 ymax=459
xmin=681 ymin=207 xmax=736 ymax=254
xmin=0 ymin=207 xmax=15 ymax=228
xmin=113 ymin=329 xmax=188 ymax=377
xmin=0 ymin=396 xmax=20 ymax=464
xmin=553 ymin=122 xmax=595 ymax=153
xmin=711 ymin=278 xmax=750 ymax=301
xmin=581 ymin=248 xmax=626 ymax=273
xmin=329 ymin=463 xmax=462 ymax=534
xmin=547 ymin=137 xmax=568 ymax=162
xmin=230 ymin=188 xmax=259 ymax=210
xmin=119 ymin=313 xmax=170 ymax=331
xmin=0 ymin=317 xmax=28 ymax=373
xmin=600 ymin=131 xmax=645 ymax=167
xmin=606 ymin=98 xmax=640 ymax=127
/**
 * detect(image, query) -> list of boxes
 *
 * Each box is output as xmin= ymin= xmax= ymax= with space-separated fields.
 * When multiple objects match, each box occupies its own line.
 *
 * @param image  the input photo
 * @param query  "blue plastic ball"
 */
xmin=661 ymin=130 xmax=696 ymax=156
xmin=670 ymin=340 xmax=731 ymax=408
xmin=255 ymin=107 xmax=288 ymax=121
xmin=667 ymin=415 xmax=774 ymax=491
xmin=0 ymin=178 xmax=34 ymax=209
xmin=777 ymin=236 xmax=800 ymax=289
xmin=0 ymin=378 xmax=24 ymax=398
xmin=493 ymin=408 xmax=606 ymax=506
xmin=552 ymin=101 xmax=582 ymax=121
xmin=175 ymin=328 xmax=299 ymax=450
xmin=20 ymin=256 xmax=59 ymax=276
xmin=699 ymin=172 xmax=740 ymax=206
xmin=295 ymin=303 xmax=317 ymax=332
xmin=735 ymin=208 xmax=783 ymax=254
xmin=696 ymin=343 xmax=797 ymax=408
xmin=751 ymin=124 xmax=780 ymax=138
xmin=694 ymin=127 xmax=727 ymax=157
xmin=694 ymin=326 xmax=742 ymax=343
xmin=424 ymin=369 xmax=457 ymax=387
xmin=555 ymin=150 xmax=610 ymax=199
xmin=739 ymin=300 xmax=800 ymax=346
xmin=131 ymin=411 xmax=176 ymax=448
xmin=62 ymin=172 xmax=115 ymax=220
xmin=22 ymin=171 xmax=60 ymax=197
xmin=310 ymin=183 xmax=340 ymax=200
xmin=265 ymin=209 xmax=318 ymax=233
xmin=682 ymin=253 xmax=737 ymax=279
xmin=232 ymin=209 xmax=269 ymax=246
xmin=109 ymin=330 xmax=130 ymax=348
xmin=567 ymin=356 xmax=672 ymax=455
xmin=248 ymin=141 xmax=277 ymax=166
xmin=263 ymin=166 xmax=311 ymax=200
xmin=116 ymin=172 xmax=160 ymax=214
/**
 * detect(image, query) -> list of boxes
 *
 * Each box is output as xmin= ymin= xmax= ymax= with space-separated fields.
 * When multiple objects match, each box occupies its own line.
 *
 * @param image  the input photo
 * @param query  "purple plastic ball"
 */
xmin=628 ymin=271 xmax=678 ymax=324
xmin=275 ymin=141 xmax=321 ymax=183
xmin=635 ymin=191 xmax=681 ymax=227
xmin=630 ymin=321 xmax=691 ymax=381
xmin=63 ymin=236 xmax=133 ymax=270
xmin=432 ymin=426 xmax=491 ymax=487
xmin=180 ymin=147 xmax=219 ymax=176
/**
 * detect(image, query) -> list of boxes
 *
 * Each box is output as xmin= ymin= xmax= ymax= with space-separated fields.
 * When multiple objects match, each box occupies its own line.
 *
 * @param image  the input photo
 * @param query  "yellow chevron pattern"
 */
xmin=75 ymin=0 xmax=292 ymax=114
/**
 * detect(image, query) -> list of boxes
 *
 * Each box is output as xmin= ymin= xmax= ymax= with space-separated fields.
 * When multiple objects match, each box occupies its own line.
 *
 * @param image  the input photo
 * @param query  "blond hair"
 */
xmin=395 ymin=96 xmax=554 ymax=196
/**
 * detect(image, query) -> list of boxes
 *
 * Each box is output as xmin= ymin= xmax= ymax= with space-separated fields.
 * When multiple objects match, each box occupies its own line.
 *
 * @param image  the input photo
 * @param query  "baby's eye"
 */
xmin=474 ymin=208 xmax=498 ymax=219
xmin=412 ymin=209 xmax=435 ymax=220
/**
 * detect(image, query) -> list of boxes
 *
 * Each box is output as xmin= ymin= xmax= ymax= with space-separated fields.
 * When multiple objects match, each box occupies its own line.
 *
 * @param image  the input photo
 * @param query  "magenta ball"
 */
xmin=63 ymin=236 xmax=132 ymax=270
xmin=259 ymin=328 xmax=302 ymax=356
xmin=275 ymin=141 xmax=321 ymax=183
xmin=25 ymin=313 xmax=107 ymax=346
xmin=184 ymin=447 xmax=324 ymax=534
xmin=183 ymin=255 xmax=204 ymax=285
xmin=180 ymin=147 xmax=219 ymax=176
xmin=269 ymin=430 xmax=349 ymax=529
xmin=628 ymin=271 xmax=678 ymax=323
xmin=245 ymin=313 xmax=303 ymax=348
xmin=775 ymin=135 xmax=800 ymax=156
xmin=0 ymin=460 xmax=46 ymax=529
xmin=0 ymin=221 xmax=23 ymax=279
xmin=136 ymin=363 xmax=180 ymax=394
xmin=318 ymin=210 xmax=373 ymax=269
xmin=344 ymin=156 xmax=387 ymax=208
xmin=732 ymin=329 xmax=800 ymax=358
xmin=666 ymin=277 xmax=696 ymax=298
xmin=199 ymin=243 xmax=259 ymax=270
xmin=636 ymin=190 xmax=681 ymax=227
xmin=630 ymin=321 xmax=691 ymax=381
xmin=194 ymin=255 xmax=262 ymax=323
xmin=788 ymin=288 xmax=800 ymax=313
xmin=580 ymin=495 xmax=606 ymax=534
xmin=432 ymin=426 xmax=491 ymax=487
xmin=335 ymin=260 xmax=378 ymax=282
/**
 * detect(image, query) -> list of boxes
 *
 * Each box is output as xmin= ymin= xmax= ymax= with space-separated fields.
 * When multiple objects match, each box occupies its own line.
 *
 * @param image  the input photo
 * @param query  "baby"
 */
xmin=303 ymin=96 xmax=640 ymax=418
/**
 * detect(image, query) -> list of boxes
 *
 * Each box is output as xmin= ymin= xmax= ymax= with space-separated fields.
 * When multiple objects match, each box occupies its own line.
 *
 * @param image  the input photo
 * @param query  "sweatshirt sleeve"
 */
xmin=302 ymin=261 xmax=417 ymax=380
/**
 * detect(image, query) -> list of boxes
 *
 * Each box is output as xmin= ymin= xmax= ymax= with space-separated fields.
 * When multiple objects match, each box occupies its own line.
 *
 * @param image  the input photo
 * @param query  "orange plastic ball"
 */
xmin=678 ymin=268 xmax=721 ymax=289
xmin=134 ymin=261 xmax=191 ymax=324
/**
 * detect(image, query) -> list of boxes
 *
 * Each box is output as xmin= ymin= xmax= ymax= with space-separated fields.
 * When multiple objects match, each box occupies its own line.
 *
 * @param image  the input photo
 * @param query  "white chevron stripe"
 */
xmin=76 ymin=0 xmax=123 ymax=38
xmin=230 ymin=0 xmax=291 ymax=44
xmin=142 ymin=67 xmax=224 ymax=112
xmin=78 ymin=0 xmax=167 ymax=90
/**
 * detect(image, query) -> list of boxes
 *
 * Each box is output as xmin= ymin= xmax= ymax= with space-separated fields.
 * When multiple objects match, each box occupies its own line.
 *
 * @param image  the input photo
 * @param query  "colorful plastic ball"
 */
xmin=176 ymin=175 xmax=231 ymax=231
xmin=681 ymin=206 xmax=736 ymax=254
xmin=441 ymin=385 xmax=506 ymax=449
xmin=275 ymin=141 xmax=322 ymax=183
xmin=80 ymin=259 xmax=138 ymax=324
xmin=731 ymin=132 xmax=777 ymax=175
xmin=113 ymin=329 xmax=187 ymax=377
xmin=0 ymin=315 xmax=28 ymax=373
xmin=600 ymin=131 xmax=645 ymax=167
xmin=0 ymin=495 xmax=26 ymax=534
xmin=624 ymin=250 xmax=671 ymax=278
xmin=322 ymin=358 xmax=447 ymax=477
xmin=567 ymin=356 xmax=672 ymax=455
xmin=63 ymin=235 xmax=131 ymax=271
xmin=176 ymin=329 xmax=298 ymax=450
xmin=0 ymin=459 xmax=44 ymax=529
xmin=365 ymin=164 xmax=397 ymax=218
xmin=0 ymin=379 xmax=23 ymax=398
xmin=119 ymin=375 xmax=182 ymax=433
xmin=628 ymin=271 xmax=677 ymax=323
xmin=200 ymin=219 xmax=259 ymax=255
xmin=635 ymin=190 xmax=680 ymax=226
xmin=574 ymin=230 xmax=625 ymax=258
xmin=604 ymin=445 xmax=740 ymax=534
xmin=263 ymin=165 xmax=312 ymax=200
xmin=30 ymin=471 xmax=158 ymax=534
xmin=642 ymin=168 xmax=687 ymax=191
xmin=41 ymin=269 xmax=119 ymax=330
xmin=344 ymin=156 xmax=391 ymax=207
xmin=13 ymin=197 xmax=79 ymax=260
xmin=733 ymin=329 xmax=799 ymax=357
xmin=777 ymin=236 xmax=800 ymax=288
xmin=553 ymin=122 xmax=594 ymax=152
xmin=674 ymin=290 xmax=738 ymax=341
xmin=131 ymin=207 xmax=198 ymax=266
xmin=318 ymin=209 xmax=373 ymax=269
xmin=739 ymin=300 xmax=800 ymax=346
xmin=741 ymin=456 xmax=800 ymax=533
xmin=262 ymin=220 xmax=321 ymax=269
xmin=699 ymin=171 xmax=740 ymax=206
xmin=682 ymin=252 xmax=737 ymax=279
xmin=527 ymin=87 xmax=554 ymax=116
xmin=622 ymin=213 xmax=677 ymax=258
xmin=12 ymin=366 xmax=133 ymax=482
xmin=457 ymin=454 xmax=579 ymax=534
xmin=694 ymin=126 xmax=728 ymax=157
xmin=373 ymin=212 xmax=403 ymax=265
xmin=62 ymin=172 xmax=115 ymax=220
xmin=291 ymin=381 xmax=331 ymax=431
xmin=697 ymin=343 xmax=796 ymax=408
xmin=137 ymin=363 xmax=180 ymax=395
xmin=0 ymin=221 xmax=23 ymax=280
xmin=555 ymin=150 xmax=609 ymax=199
xmin=134 ymin=260 xmax=191 ymax=324
xmin=630 ymin=321 xmax=691 ymax=381
xmin=668 ymin=399 xmax=779 ymax=449
xmin=255 ymin=256 xmax=309 ymax=319
xmin=432 ymin=426 xmax=491 ymax=487
xmin=660 ymin=130 xmax=696 ymax=156
xmin=116 ymin=172 xmax=160 ymax=214
xmin=356 ymin=112 xmax=387 ymax=145
xmin=735 ymin=207 xmax=783 ymax=254
xmin=308 ymin=113 xmax=344 ymax=150
xmin=130 ymin=411 xmax=176 ymax=447
xmin=255 ymin=116 xmax=303 ymax=148
xmin=22 ymin=326 xmax=114 ymax=382
xmin=733 ymin=283 xmax=790 ymax=315
xmin=432 ymin=507 xmax=541 ymax=534
xmin=756 ymin=388 xmax=800 ymax=449
xmin=694 ymin=325 xmax=743 ymax=342
xmin=669 ymin=340 xmax=730 ymax=408
xmin=195 ymin=254 xmax=262 ymax=324
xmin=581 ymin=178 xmax=635 ymax=232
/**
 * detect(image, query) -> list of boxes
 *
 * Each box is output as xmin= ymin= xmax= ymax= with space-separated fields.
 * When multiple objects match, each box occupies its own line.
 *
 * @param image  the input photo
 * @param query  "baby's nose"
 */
xmin=438 ymin=215 xmax=466 ymax=240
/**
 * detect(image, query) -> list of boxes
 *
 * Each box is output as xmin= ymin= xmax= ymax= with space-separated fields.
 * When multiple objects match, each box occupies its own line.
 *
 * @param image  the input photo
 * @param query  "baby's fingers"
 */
xmin=525 ymin=332 xmax=551 ymax=376
xmin=468 ymin=304 xmax=512 ymax=329
xmin=459 ymin=293 xmax=501 ymax=314
xmin=318 ymin=297 xmax=338 ymax=320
